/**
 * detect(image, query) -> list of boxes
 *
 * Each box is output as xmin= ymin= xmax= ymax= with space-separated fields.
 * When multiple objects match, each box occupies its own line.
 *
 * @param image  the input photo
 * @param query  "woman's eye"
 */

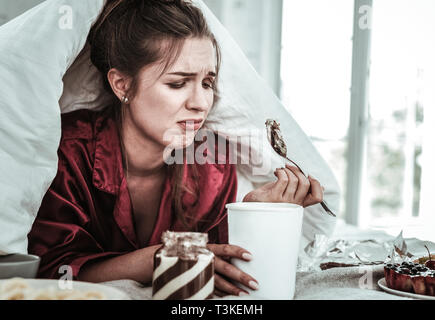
xmin=168 ymin=82 xmax=186 ymax=89
xmin=168 ymin=81 xmax=214 ymax=90
xmin=203 ymin=82 xmax=214 ymax=89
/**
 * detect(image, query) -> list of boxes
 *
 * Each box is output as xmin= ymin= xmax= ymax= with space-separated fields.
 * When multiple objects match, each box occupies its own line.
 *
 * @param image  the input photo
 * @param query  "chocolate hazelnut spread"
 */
xmin=152 ymin=232 xmax=215 ymax=300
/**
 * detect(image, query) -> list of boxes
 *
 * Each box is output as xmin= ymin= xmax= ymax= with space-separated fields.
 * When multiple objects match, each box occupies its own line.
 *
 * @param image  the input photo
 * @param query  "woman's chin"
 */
xmin=164 ymin=133 xmax=196 ymax=151
xmin=162 ymin=126 xmax=196 ymax=148
xmin=163 ymin=135 xmax=196 ymax=165
xmin=179 ymin=135 xmax=196 ymax=149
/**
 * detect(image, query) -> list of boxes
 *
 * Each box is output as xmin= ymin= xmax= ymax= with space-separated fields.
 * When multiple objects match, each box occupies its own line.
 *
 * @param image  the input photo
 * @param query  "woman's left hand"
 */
xmin=243 ymin=164 xmax=324 ymax=208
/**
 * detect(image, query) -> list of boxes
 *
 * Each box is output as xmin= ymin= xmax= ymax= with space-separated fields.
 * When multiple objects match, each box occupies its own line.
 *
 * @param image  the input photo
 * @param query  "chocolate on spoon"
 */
xmin=265 ymin=119 xmax=336 ymax=217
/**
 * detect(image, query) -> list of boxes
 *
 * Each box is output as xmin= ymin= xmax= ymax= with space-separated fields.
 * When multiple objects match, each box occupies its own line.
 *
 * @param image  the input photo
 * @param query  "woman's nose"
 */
xmin=185 ymin=85 xmax=210 ymax=112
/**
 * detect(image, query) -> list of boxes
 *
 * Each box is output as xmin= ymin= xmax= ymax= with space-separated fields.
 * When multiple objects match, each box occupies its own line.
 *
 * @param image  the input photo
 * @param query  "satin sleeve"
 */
xmin=206 ymin=163 xmax=238 ymax=245
xmin=27 ymin=144 xmax=124 ymax=280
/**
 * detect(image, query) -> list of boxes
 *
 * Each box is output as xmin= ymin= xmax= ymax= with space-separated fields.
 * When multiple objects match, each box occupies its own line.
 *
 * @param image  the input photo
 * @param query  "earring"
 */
xmin=121 ymin=96 xmax=129 ymax=104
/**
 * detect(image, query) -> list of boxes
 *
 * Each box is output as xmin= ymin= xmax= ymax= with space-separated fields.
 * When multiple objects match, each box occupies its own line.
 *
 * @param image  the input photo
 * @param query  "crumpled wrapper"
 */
xmin=298 ymin=231 xmax=418 ymax=272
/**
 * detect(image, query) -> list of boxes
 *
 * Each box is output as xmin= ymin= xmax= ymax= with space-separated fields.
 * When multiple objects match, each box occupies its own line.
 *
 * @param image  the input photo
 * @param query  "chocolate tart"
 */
xmin=384 ymin=261 xmax=435 ymax=296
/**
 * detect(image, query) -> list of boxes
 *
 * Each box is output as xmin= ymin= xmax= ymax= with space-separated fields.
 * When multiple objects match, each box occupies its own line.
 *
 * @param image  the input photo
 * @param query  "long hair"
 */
xmin=87 ymin=0 xmax=222 ymax=229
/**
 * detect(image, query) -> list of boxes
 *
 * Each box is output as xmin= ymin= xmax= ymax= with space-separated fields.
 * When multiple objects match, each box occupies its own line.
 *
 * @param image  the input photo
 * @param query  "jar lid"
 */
xmin=161 ymin=232 xmax=209 ymax=259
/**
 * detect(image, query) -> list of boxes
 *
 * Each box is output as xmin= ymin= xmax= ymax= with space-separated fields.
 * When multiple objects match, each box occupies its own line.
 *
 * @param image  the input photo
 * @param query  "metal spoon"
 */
xmin=265 ymin=119 xmax=336 ymax=217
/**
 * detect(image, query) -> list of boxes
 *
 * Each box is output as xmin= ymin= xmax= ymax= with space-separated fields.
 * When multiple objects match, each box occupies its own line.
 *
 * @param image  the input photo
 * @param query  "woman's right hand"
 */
xmin=207 ymin=244 xmax=259 ymax=297
xmin=243 ymin=164 xmax=324 ymax=208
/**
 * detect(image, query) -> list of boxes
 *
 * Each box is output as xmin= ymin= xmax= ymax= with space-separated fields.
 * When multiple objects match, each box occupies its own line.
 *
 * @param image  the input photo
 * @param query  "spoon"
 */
xmin=265 ymin=119 xmax=336 ymax=217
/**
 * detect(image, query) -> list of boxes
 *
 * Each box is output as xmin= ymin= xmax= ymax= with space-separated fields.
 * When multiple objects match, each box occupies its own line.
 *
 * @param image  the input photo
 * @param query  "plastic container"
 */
xmin=226 ymin=202 xmax=304 ymax=300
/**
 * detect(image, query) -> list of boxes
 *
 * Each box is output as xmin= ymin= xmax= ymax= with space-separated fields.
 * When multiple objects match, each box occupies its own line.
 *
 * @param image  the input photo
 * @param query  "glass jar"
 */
xmin=152 ymin=232 xmax=215 ymax=300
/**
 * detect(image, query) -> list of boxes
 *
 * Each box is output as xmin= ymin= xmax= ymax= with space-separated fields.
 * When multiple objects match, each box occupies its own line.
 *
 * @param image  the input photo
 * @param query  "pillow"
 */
xmin=0 ymin=0 xmax=340 ymax=254
xmin=0 ymin=0 xmax=106 ymax=254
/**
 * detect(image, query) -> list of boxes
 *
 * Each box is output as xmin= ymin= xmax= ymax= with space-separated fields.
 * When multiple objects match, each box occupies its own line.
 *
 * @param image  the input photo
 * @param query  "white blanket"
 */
xmin=104 ymin=226 xmax=431 ymax=300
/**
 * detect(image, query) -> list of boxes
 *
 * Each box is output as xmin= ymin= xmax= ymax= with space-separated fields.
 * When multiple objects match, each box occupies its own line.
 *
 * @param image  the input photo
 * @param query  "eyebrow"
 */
xmin=167 ymin=71 xmax=216 ymax=77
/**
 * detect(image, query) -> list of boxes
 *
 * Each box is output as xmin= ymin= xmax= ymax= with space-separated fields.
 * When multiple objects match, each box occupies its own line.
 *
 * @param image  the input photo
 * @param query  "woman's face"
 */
xmin=125 ymin=37 xmax=217 ymax=152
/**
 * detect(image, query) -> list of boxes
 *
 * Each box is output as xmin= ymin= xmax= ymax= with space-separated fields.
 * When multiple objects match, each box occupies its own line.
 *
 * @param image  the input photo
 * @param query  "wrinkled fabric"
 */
xmin=27 ymin=107 xmax=237 ymax=280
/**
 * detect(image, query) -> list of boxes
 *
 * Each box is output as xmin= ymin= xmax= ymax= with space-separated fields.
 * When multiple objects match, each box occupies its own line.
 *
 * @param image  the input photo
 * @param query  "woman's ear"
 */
xmin=107 ymin=68 xmax=132 ymax=101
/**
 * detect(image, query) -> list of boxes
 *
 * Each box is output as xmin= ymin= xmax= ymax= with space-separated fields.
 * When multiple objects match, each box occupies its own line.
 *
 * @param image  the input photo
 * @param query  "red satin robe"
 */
xmin=27 ymin=107 xmax=237 ymax=280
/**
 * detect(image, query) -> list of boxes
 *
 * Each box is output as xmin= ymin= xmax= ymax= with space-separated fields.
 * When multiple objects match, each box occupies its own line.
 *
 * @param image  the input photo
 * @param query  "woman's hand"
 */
xmin=207 ymin=244 xmax=259 ymax=297
xmin=243 ymin=164 xmax=324 ymax=207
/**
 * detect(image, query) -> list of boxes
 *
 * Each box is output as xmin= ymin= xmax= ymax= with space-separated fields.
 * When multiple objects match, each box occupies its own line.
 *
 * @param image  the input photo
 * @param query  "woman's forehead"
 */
xmin=138 ymin=38 xmax=216 ymax=82
xmin=168 ymin=38 xmax=216 ymax=74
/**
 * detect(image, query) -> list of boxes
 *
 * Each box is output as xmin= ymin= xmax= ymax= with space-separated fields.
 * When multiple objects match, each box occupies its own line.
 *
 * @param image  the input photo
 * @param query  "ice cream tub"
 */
xmin=226 ymin=202 xmax=304 ymax=300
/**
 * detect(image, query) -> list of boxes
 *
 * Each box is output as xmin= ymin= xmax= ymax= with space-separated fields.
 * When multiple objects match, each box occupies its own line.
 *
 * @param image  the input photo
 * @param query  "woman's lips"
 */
xmin=177 ymin=121 xmax=203 ymax=131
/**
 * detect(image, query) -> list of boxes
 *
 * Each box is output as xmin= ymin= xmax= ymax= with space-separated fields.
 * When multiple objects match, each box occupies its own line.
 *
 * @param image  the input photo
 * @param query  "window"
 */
xmin=364 ymin=0 xmax=435 ymax=241
xmin=281 ymin=0 xmax=435 ymax=241
xmin=280 ymin=0 xmax=355 ymax=219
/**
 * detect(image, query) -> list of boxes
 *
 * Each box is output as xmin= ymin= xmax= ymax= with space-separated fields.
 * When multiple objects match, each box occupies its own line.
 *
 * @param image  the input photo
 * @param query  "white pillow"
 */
xmin=0 ymin=0 xmax=105 ymax=254
xmin=0 ymin=0 xmax=340 ymax=254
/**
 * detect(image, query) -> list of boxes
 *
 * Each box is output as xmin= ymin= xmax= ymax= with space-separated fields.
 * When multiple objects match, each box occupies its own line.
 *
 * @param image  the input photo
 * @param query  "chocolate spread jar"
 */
xmin=152 ymin=232 xmax=215 ymax=300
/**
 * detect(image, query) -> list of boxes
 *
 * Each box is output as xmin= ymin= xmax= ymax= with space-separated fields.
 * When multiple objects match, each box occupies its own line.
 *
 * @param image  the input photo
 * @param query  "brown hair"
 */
xmin=87 ymin=0 xmax=222 ymax=230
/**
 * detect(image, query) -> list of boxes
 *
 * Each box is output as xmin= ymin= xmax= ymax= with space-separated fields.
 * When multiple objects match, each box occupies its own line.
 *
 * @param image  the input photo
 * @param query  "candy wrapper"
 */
xmin=298 ymin=232 xmax=420 ymax=272
xmin=386 ymin=231 xmax=417 ymax=265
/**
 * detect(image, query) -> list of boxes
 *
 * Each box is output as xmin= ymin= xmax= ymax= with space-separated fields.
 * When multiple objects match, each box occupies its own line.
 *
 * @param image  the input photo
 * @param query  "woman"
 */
xmin=28 ymin=0 xmax=324 ymax=297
